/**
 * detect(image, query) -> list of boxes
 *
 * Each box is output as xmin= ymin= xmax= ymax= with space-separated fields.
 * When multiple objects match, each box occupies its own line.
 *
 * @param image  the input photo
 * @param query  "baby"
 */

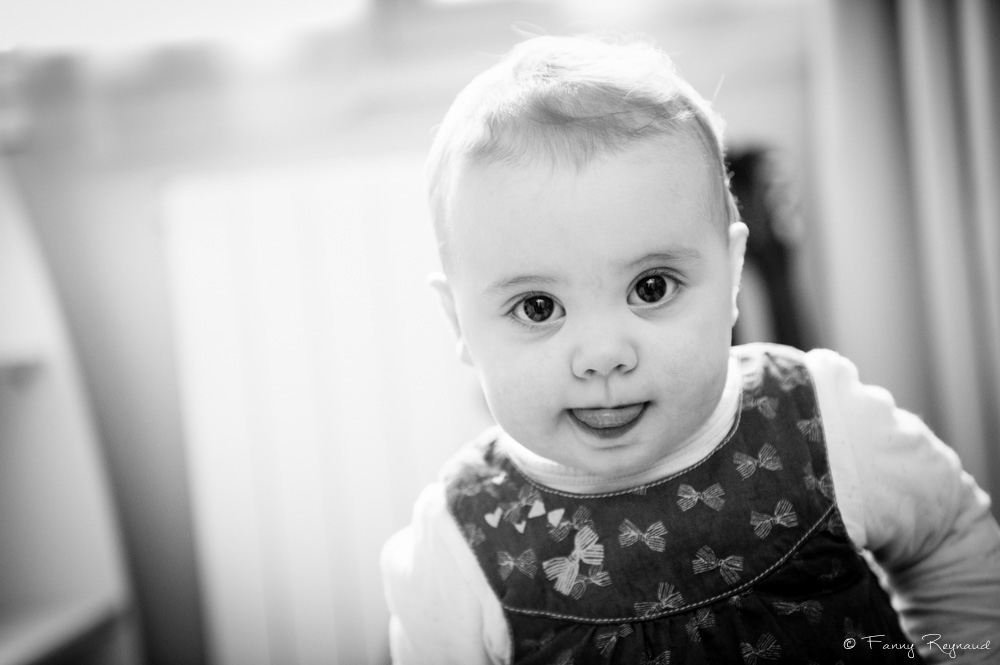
xmin=381 ymin=34 xmax=1000 ymax=664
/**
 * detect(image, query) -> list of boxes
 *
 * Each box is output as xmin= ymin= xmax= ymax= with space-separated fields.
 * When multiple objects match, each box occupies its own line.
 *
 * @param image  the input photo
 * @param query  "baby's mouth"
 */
xmin=570 ymin=403 xmax=647 ymax=439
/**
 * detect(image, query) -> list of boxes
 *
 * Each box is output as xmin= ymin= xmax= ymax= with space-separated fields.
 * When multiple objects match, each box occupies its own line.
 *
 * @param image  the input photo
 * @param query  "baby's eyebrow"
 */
xmin=486 ymin=274 xmax=558 ymax=294
xmin=618 ymin=248 xmax=703 ymax=272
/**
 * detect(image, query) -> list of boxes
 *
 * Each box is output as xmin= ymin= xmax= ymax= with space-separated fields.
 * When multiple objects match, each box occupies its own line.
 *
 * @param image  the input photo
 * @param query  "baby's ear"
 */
xmin=727 ymin=222 xmax=750 ymax=326
xmin=428 ymin=272 xmax=473 ymax=366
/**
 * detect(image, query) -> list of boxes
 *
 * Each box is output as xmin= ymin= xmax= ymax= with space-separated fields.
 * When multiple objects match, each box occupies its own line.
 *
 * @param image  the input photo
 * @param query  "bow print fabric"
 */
xmin=739 ymin=633 xmax=781 ymax=664
xmin=498 ymin=549 xmax=538 ymax=580
xmin=749 ymin=499 xmax=798 ymax=538
xmin=542 ymin=526 xmax=606 ymax=597
xmin=567 ymin=565 xmax=611 ymax=599
xmin=742 ymin=395 xmax=778 ymax=419
xmin=692 ymin=546 xmax=744 ymax=585
xmin=502 ymin=485 xmax=544 ymax=525
xmin=548 ymin=506 xmax=595 ymax=542
xmin=796 ymin=417 xmax=823 ymax=443
xmin=594 ymin=624 xmax=634 ymax=656
xmin=676 ymin=483 xmax=726 ymax=511
xmin=803 ymin=463 xmax=834 ymax=499
xmin=522 ymin=629 xmax=556 ymax=652
xmin=634 ymin=582 xmax=685 ymax=618
xmin=684 ymin=608 xmax=716 ymax=641
xmin=461 ymin=522 xmax=486 ymax=547
xmin=638 ymin=649 xmax=671 ymax=665
xmin=618 ymin=519 xmax=667 ymax=552
xmin=773 ymin=599 xmax=822 ymax=623
xmin=733 ymin=443 xmax=783 ymax=479
xmin=550 ymin=650 xmax=573 ymax=665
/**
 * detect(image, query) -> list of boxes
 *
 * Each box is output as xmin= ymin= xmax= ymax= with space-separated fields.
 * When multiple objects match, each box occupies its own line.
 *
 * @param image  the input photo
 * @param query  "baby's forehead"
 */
xmin=441 ymin=134 xmax=724 ymax=274
xmin=448 ymin=131 xmax=717 ymax=223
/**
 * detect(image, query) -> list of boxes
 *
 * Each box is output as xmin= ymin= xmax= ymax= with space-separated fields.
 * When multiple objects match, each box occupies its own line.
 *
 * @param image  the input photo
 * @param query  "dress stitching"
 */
xmin=499 ymin=503 xmax=836 ymax=624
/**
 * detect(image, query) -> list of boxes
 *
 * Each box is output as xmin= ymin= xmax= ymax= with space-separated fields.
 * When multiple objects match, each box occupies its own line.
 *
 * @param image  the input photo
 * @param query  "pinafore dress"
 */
xmin=444 ymin=348 xmax=922 ymax=664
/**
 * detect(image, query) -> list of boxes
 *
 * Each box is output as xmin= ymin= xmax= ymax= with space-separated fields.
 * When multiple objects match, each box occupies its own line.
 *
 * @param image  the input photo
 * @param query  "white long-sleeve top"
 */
xmin=381 ymin=345 xmax=1000 ymax=663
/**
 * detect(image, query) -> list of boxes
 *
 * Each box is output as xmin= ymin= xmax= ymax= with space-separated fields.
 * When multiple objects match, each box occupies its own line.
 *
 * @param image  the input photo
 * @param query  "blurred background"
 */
xmin=0 ymin=0 xmax=997 ymax=663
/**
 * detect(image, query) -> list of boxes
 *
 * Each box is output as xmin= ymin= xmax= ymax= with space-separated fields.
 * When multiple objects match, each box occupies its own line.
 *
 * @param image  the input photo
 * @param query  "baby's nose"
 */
xmin=570 ymin=324 xmax=638 ymax=379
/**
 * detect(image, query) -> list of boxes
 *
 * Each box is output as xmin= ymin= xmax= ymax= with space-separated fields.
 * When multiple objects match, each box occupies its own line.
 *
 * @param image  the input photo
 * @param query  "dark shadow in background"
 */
xmin=730 ymin=147 xmax=810 ymax=350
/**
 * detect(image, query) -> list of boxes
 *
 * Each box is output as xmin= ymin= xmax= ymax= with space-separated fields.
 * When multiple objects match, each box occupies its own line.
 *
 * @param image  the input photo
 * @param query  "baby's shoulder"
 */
xmin=732 ymin=341 xmax=808 ymax=361
xmin=732 ymin=343 xmax=857 ymax=386
xmin=437 ymin=424 xmax=505 ymax=484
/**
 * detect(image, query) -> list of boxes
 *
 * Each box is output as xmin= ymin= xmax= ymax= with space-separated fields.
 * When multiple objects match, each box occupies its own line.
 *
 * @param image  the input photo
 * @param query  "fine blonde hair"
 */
xmin=427 ymin=34 xmax=739 ymax=265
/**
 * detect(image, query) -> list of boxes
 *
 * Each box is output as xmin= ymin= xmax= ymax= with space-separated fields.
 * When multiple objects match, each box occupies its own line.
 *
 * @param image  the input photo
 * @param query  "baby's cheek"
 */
xmin=477 ymin=359 xmax=528 ymax=407
xmin=486 ymin=358 xmax=560 ymax=424
xmin=492 ymin=360 xmax=550 ymax=408
xmin=646 ymin=334 xmax=724 ymax=397
xmin=644 ymin=330 xmax=701 ymax=373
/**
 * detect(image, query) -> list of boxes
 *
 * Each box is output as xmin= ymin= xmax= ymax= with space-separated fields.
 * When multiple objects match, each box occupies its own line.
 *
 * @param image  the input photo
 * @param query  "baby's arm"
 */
xmin=381 ymin=482 xmax=507 ymax=665
xmin=809 ymin=349 xmax=1000 ymax=663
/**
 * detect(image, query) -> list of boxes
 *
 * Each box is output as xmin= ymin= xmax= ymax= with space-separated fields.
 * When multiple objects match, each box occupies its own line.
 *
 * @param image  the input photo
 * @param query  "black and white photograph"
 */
xmin=1 ymin=1 xmax=997 ymax=663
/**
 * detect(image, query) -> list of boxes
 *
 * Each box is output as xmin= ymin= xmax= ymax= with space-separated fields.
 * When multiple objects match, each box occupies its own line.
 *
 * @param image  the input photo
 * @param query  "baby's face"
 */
xmin=435 ymin=135 xmax=748 ymax=479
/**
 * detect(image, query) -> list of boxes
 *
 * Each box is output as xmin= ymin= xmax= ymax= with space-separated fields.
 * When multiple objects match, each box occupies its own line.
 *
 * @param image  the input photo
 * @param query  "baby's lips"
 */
xmin=571 ymin=403 xmax=645 ymax=429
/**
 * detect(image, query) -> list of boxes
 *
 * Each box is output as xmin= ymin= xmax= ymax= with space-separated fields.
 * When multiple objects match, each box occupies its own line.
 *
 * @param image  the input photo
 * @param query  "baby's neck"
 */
xmin=499 ymin=355 xmax=742 ymax=494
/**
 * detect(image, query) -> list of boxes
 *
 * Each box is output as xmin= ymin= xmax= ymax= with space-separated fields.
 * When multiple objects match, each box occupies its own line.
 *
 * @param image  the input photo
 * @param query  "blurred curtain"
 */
xmin=162 ymin=155 xmax=493 ymax=665
xmin=899 ymin=0 xmax=1000 ymax=501
xmin=812 ymin=0 xmax=1000 ymax=503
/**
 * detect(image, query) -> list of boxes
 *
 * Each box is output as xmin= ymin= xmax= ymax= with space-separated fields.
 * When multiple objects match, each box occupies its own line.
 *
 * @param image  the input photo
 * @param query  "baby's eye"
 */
xmin=629 ymin=273 xmax=680 ymax=305
xmin=512 ymin=295 xmax=564 ymax=324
